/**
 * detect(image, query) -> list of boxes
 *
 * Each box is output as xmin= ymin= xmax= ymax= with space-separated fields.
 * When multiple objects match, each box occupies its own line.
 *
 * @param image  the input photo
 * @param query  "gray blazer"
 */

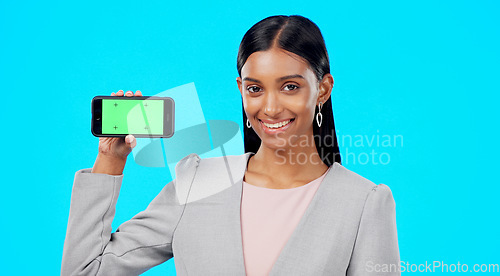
xmin=62 ymin=152 xmax=400 ymax=275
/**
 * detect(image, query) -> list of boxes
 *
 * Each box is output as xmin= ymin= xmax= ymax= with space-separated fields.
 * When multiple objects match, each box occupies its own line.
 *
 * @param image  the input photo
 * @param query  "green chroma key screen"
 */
xmin=102 ymin=99 xmax=164 ymax=135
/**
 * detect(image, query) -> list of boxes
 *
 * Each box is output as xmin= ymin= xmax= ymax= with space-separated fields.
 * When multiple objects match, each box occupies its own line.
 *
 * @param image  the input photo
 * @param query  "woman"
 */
xmin=62 ymin=15 xmax=400 ymax=275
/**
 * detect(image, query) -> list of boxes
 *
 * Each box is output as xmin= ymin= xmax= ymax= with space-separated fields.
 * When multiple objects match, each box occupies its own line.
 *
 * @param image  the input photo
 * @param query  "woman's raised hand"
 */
xmin=91 ymin=90 xmax=142 ymax=175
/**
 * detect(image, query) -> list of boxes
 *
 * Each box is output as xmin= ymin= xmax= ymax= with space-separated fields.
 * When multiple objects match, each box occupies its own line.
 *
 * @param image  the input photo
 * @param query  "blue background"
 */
xmin=1 ymin=0 xmax=498 ymax=274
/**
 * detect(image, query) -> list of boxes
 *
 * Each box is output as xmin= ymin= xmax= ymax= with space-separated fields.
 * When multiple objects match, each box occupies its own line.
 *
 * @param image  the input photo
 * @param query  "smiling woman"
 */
xmin=62 ymin=14 xmax=400 ymax=276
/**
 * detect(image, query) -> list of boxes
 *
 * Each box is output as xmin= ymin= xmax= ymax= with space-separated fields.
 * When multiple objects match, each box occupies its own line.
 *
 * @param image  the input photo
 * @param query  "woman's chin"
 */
xmin=260 ymin=138 xmax=294 ymax=151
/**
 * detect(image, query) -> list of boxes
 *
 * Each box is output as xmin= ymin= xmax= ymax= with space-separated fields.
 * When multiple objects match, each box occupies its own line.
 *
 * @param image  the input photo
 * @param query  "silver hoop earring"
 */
xmin=316 ymin=101 xmax=323 ymax=128
xmin=246 ymin=118 xmax=252 ymax=128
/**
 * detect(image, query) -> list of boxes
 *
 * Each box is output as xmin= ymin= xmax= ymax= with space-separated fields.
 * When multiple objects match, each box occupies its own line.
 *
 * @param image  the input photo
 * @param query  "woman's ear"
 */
xmin=317 ymin=73 xmax=334 ymax=104
xmin=236 ymin=76 xmax=243 ymax=97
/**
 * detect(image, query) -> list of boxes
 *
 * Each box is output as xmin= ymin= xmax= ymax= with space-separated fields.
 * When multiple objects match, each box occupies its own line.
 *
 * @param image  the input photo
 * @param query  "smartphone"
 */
xmin=91 ymin=96 xmax=175 ymax=138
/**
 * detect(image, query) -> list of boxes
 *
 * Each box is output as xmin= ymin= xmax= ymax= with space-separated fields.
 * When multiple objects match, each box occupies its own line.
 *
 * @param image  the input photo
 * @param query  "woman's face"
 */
xmin=237 ymin=47 xmax=332 ymax=150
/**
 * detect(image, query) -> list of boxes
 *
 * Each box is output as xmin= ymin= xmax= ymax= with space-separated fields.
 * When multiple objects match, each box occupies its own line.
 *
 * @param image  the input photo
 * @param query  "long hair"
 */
xmin=237 ymin=15 xmax=341 ymax=166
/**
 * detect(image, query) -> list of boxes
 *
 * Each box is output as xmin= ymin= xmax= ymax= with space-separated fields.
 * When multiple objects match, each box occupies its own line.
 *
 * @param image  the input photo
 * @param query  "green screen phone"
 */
xmin=91 ymin=96 xmax=174 ymax=138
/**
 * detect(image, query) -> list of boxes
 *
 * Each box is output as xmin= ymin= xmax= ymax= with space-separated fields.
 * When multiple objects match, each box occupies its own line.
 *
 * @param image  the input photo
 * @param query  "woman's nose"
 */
xmin=263 ymin=92 xmax=282 ymax=117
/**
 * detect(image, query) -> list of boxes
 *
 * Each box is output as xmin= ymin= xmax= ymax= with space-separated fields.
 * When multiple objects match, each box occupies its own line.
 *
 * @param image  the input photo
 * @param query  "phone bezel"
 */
xmin=91 ymin=96 xmax=175 ymax=138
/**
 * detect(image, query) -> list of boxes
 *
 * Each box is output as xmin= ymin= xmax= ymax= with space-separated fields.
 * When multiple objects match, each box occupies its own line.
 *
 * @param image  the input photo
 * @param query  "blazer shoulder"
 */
xmin=194 ymin=153 xmax=248 ymax=183
xmin=174 ymin=153 xmax=248 ymax=204
xmin=331 ymin=163 xmax=395 ymax=206
xmin=333 ymin=163 xmax=377 ymax=191
xmin=175 ymin=153 xmax=247 ymax=180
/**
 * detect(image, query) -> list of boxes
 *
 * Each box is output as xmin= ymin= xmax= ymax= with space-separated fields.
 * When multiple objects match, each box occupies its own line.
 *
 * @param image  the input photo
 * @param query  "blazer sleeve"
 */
xmin=346 ymin=184 xmax=401 ymax=275
xmin=61 ymin=168 xmax=185 ymax=276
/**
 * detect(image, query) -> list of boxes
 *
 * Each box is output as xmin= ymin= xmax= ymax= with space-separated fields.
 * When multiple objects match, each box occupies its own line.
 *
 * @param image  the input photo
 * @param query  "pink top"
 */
xmin=240 ymin=167 xmax=331 ymax=276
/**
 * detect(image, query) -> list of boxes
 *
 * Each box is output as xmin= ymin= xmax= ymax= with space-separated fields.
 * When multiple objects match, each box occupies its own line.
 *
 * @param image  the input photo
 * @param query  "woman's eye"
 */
xmin=247 ymin=86 xmax=262 ymax=93
xmin=283 ymin=84 xmax=299 ymax=91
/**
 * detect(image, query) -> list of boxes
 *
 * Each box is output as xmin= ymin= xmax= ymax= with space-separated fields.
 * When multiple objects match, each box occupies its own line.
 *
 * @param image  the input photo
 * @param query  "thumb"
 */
xmin=125 ymin=134 xmax=137 ymax=149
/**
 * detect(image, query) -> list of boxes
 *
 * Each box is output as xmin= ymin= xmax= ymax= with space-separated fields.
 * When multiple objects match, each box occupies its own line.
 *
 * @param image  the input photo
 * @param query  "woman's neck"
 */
xmin=249 ymin=140 xmax=329 ymax=184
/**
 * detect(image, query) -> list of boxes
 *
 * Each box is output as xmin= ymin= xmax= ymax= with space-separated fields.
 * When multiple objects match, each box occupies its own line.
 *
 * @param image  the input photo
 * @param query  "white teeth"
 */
xmin=263 ymin=119 xmax=291 ymax=129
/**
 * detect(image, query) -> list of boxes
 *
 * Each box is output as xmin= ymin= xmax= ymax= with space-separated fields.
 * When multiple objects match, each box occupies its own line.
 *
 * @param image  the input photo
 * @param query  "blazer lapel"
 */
xmin=267 ymin=162 xmax=368 ymax=275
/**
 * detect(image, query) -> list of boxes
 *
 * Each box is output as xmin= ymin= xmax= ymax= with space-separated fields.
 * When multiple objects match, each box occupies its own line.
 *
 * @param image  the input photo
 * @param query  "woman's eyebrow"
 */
xmin=242 ymin=77 xmax=262 ymax=83
xmin=277 ymin=74 xmax=304 ymax=82
xmin=242 ymin=74 xmax=305 ymax=84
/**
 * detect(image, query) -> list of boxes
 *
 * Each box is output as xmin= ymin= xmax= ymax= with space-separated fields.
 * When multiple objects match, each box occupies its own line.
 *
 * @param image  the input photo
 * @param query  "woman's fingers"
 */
xmin=111 ymin=90 xmax=141 ymax=96
xmin=125 ymin=134 xmax=136 ymax=149
xmin=129 ymin=136 xmax=137 ymax=149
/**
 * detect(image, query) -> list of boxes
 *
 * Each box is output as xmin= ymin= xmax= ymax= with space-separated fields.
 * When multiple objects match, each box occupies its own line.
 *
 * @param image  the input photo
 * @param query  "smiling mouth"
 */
xmin=259 ymin=118 xmax=295 ymax=129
